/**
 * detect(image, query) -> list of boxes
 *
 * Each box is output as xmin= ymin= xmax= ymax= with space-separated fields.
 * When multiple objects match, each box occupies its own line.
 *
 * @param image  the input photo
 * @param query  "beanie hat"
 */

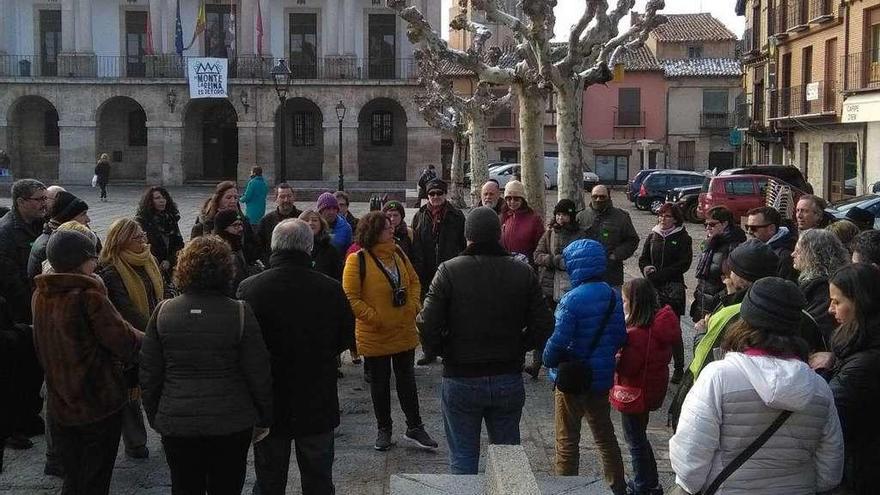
xmin=465 ymin=206 xmax=502 ymax=244
xmin=504 ymin=180 xmax=525 ymax=199
xmin=426 ymin=179 xmax=448 ymax=194
xmin=728 ymin=239 xmax=780 ymax=282
xmin=315 ymin=192 xmax=339 ymax=212
xmin=213 ymin=209 xmax=242 ymax=233
xmin=47 ymin=230 xmax=97 ymax=273
xmin=50 ymin=191 xmax=88 ymax=223
xmin=741 ymin=277 xmax=806 ymax=334
xmin=554 ymin=199 xmax=577 ymax=217
xmin=382 ymin=200 xmax=405 ymax=219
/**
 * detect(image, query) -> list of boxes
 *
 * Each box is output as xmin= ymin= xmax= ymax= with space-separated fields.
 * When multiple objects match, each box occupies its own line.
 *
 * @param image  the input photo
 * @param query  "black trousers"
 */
xmin=253 ymin=428 xmax=335 ymax=495
xmin=98 ymin=182 xmax=107 ymax=199
xmin=52 ymin=410 xmax=123 ymax=495
xmin=363 ymin=349 xmax=423 ymax=431
xmin=162 ymin=429 xmax=252 ymax=495
xmin=12 ymin=326 xmax=44 ymax=435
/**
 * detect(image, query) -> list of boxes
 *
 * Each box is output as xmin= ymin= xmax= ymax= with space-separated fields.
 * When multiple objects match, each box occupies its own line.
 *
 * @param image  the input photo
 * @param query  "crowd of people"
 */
xmin=0 ymin=175 xmax=879 ymax=495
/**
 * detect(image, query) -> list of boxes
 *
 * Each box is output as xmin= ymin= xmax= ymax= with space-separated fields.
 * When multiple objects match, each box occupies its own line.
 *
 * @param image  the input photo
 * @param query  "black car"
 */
xmin=666 ymin=184 xmax=703 ymax=223
xmin=627 ymin=169 xmax=662 ymax=206
xmin=826 ymin=194 xmax=880 ymax=230
xmin=718 ymin=165 xmax=814 ymax=194
xmin=636 ymin=170 xmax=706 ymax=213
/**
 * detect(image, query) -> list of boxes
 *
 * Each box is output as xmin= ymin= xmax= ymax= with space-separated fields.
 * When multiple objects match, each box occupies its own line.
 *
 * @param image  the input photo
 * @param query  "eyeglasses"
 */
xmin=427 ymin=191 xmax=445 ymax=197
xmin=705 ymin=221 xmax=721 ymax=228
xmin=745 ymin=223 xmax=770 ymax=232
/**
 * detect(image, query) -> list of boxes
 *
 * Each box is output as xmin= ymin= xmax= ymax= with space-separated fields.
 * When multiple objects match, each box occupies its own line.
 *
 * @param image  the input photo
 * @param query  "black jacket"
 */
xmin=829 ymin=318 xmax=880 ymax=494
xmin=256 ymin=207 xmax=302 ymax=261
xmin=584 ymin=203 xmax=640 ymax=286
xmin=411 ymin=203 xmax=466 ymax=296
xmin=638 ymin=227 xmax=693 ymax=316
xmin=94 ymin=160 xmax=110 ymax=184
xmin=416 ymin=242 xmax=553 ymax=377
xmin=312 ymin=235 xmax=342 ymax=281
xmin=766 ymin=226 xmax=798 ymax=281
xmin=191 ymin=210 xmax=263 ymax=264
xmin=800 ymin=277 xmax=836 ymax=346
xmin=691 ymin=226 xmax=746 ymax=321
xmin=0 ymin=209 xmax=43 ymax=324
xmin=139 ymin=293 xmax=273 ymax=437
xmin=136 ymin=211 xmax=184 ymax=275
xmin=96 ymin=264 xmax=160 ymax=332
xmin=237 ymin=250 xmax=355 ymax=436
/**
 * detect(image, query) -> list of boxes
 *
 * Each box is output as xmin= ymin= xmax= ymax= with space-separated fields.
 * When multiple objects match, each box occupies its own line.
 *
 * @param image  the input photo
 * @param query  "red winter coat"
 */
xmin=615 ymin=305 xmax=680 ymax=411
xmin=500 ymin=208 xmax=545 ymax=261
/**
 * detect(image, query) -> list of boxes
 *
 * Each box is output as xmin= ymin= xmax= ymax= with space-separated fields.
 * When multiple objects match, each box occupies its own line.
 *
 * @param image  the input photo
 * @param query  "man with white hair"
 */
xmin=45 ymin=185 xmax=66 ymax=217
xmin=480 ymin=180 xmax=503 ymax=213
xmin=237 ymin=219 xmax=355 ymax=495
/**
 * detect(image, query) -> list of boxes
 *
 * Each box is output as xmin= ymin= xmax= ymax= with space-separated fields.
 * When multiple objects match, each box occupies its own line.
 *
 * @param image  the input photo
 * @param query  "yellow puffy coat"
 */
xmin=342 ymin=241 xmax=422 ymax=357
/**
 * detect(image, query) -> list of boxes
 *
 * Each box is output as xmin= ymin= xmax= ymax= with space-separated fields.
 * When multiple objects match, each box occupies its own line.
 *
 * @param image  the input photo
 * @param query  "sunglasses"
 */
xmin=745 ymin=223 xmax=770 ymax=232
xmin=427 ymin=191 xmax=445 ymax=197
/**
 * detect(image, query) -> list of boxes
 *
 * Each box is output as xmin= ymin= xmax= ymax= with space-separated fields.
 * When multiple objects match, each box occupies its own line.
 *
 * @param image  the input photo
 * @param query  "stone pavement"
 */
xmin=0 ymin=186 xmax=701 ymax=494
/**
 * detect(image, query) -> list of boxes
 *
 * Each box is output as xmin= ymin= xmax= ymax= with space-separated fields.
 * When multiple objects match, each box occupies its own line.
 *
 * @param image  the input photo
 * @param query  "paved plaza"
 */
xmin=0 ymin=186 xmax=699 ymax=494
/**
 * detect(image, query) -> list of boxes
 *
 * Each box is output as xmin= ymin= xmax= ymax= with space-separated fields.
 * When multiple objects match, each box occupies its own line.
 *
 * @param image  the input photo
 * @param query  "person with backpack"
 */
xmin=342 ymin=212 xmax=437 ymax=452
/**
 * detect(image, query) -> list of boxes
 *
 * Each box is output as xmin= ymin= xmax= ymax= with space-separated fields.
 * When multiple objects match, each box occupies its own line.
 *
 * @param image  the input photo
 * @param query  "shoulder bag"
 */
xmin=555 ymin=288 xmax=616 ymax=395
xmin=609 ymin=322 xmax=652 ymax=414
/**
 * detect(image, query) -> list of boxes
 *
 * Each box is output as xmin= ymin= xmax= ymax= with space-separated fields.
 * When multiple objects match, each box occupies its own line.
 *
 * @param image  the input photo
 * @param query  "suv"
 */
xmin=717 ymin=165 xmax=813 ymax=194
xmin=627 ymin=169 xmax=662 ymax=206
xmin=697 ymin=174 xmax=808 ymax=221
xmin=666 ymin=184 xmax=703 ymax=223
xmin=636 ymin=170 xmax=705 ymax=213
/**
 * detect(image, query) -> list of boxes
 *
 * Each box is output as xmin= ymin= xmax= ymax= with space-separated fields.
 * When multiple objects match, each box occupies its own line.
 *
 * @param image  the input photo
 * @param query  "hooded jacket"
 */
xmin=766 ymin=226 xmax=797 ymax=281
xmin=542 ymin=239 xmax=627 ymax=392
xmin=327 ymin=214 xmax=353 ymax=254
xmin=615 ymin=305 xmax=680 ymax=411
xmin=670 ymin=352 xmax=843 ymax=494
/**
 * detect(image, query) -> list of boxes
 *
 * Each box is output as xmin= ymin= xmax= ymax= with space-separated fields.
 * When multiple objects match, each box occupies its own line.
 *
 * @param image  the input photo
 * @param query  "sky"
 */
xmin=440 ymin=0 xmax=745 ymax=41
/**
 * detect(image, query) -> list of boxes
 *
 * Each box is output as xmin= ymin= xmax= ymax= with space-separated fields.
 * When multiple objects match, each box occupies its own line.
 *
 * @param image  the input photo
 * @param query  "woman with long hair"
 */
xmin=499 ymin=180 xmax=544 ymax=262
xmin=191 ymin=180 xmax=262 ymax=263
xmin=792 ymin=228 xmax=849 ymax=346
xmin=97 ymin=218 xmax=166 ymax=459
xmin=670 ymin=277 xmax=843 ymax=494
xmin=299 ymin=209 xmax=342 ymax=280
xmin=135 ymin=186 xmax=184 ymax=283
xmin=140 ymin=236 xmax=272 ymax=494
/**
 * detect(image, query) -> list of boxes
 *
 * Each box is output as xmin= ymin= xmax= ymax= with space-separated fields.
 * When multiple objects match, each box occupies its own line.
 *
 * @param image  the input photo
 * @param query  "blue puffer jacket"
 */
xmin=543 ymin=239 xmax=626 ymax=393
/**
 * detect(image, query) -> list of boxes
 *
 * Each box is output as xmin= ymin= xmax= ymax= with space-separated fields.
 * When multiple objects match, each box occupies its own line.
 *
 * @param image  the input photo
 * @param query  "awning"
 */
xmin=841 ymin=92 xmax=880 ymax=123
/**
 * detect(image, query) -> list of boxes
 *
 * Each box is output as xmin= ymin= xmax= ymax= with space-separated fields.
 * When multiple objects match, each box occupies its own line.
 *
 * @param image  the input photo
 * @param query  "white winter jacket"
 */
xmin=669 ymin=352 xmax=843 ymax=494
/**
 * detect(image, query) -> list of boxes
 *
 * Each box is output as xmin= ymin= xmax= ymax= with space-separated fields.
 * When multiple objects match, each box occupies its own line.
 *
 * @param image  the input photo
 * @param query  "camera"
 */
xmin=392 ymin=287 xmax=408 ymax=307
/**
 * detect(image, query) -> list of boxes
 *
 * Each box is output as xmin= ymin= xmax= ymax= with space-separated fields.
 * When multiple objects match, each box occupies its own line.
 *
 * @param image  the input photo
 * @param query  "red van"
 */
xmin=697 ymin=174 xmax=807 ymax=221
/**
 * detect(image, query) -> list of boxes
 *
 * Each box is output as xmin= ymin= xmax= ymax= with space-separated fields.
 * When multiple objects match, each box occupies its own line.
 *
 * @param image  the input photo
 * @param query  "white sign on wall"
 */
xmin=188 ymin=58 xmax=228 ymax=99
xmin=805 ymin=82 xmax=820 ymax=102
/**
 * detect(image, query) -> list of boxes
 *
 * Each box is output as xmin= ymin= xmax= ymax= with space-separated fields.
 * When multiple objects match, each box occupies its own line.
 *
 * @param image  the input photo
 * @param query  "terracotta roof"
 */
xmin=651 ymin=13 xmax=737 ymax=42
xmin=435 ymin=47 xmax=520 ymax=76
xmin=617 ymin=45 xmax=664 ymax=72
xmin=662 ymin=58 xmax=742 ymax=77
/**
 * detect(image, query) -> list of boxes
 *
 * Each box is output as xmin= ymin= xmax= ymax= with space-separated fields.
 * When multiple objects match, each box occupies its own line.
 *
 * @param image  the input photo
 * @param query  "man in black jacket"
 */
xmin=256 ymin=183 xmax=302 ymax=262
xmin=746 ymin=206 xmax=798 ymax=281
xmin=411 ymin=179 xmax=466 ymax=365
xmin=583 ymin=185 xmax=639 ymax=287
xmin=237 ymin=218 xmax=355 ymax=495
xmin=417 ymin=207 xmax=553 ymax=475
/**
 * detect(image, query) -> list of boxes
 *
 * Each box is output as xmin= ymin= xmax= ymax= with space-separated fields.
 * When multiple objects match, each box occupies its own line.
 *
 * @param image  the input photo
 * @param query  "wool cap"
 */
xmin=382 ymin=200 xmax=405 ymax=218
xmin=50 ymin=191 xmax=88 ymax=223
xmin=213 ymin=209 xmax=243 ymax=233
xmin=740 ymin=277 xmax=806 ymax=334
xmin=465 ymin=206 xmax=502 ymax=244
xmin=728 ymin=239 xmax=780 ymax=282
xmin=426 ymin=179 xmax=448 ymax=194
xmin=47 ymin=229 xmax=97 ymax=273
xmin=315 ymin=192 xmax=339 ymax=213
xmin=504 ymin=180 xmax=525 ymax=199
xmin=554 ymin=199 xmax=577 ymax=217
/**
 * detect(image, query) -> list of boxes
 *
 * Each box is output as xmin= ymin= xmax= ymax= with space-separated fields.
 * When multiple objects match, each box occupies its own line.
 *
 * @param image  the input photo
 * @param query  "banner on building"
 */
xmin=805 ymin=82 xmax=819 ymax=102
xmin=188 ymin=58 xmax=228 ymax=99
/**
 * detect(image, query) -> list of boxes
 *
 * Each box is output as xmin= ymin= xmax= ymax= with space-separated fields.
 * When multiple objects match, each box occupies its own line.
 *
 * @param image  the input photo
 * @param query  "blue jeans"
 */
xmin=440 ymin=373 xmax=525 ymax=475
xmin=620 ymin=412 xmax=659 ymax=493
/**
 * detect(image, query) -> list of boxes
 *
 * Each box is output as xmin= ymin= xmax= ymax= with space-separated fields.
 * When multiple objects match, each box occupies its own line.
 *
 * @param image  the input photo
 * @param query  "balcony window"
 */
xmin=206 ymin=5 xmax=236 ymax=59
xmin=290 ymin=14 xmax=317 ymax=79
xmin=702 ymin=90 xmax=729 ymax=128
xmin=617 ymin=88 xmax=641 ymax=126
xmin=39 ymin=10 xmax=61 ymax=77
xmin=125 ymin=12 xmax=148 ymax=77
xmin=371 ymin=111 xmax=393 ymax=145
xmin=368 ymin=14 xmax=396 ymax=79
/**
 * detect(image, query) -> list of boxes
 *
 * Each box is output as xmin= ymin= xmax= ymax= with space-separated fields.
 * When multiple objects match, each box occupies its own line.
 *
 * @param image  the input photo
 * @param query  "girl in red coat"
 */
xmin=615 ymin=278 xmax=680 ymax=495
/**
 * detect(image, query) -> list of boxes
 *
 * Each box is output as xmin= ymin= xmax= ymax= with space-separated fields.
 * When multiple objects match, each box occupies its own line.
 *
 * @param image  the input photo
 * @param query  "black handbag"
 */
xmin=555 ymin=290 xmax=616 ymax=395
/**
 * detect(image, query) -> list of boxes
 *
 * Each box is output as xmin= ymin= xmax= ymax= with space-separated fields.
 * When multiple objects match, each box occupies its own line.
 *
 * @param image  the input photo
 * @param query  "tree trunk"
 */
xmin=448 ymin=131 xmax=467 ymax=208
xmin=467 ymin=112 xmax=489 ymax=207
xmin=516 ymin=84 xmax=546 ymax=219
xmin=555 ymin=77 xmax=587 ymax=210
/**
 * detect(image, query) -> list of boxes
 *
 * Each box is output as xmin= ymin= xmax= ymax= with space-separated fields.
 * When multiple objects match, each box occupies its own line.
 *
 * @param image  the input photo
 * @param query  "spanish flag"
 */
xmin=184 ymin=0 xmax=206 ymax=51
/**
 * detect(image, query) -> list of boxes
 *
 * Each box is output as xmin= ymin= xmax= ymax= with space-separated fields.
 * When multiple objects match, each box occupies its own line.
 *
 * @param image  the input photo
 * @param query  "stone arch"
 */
xmin=95 ymin=96 xmax=148 ymax=180
xmin=274 ymin=97 xmax=324 ymax=181
xmin=6 ymin=95 xmax=60 ymax=181
xmin=182 ymin=99 xmax=239 ymax=181
xmin=357 ymin=98 xmax=407 ymax=181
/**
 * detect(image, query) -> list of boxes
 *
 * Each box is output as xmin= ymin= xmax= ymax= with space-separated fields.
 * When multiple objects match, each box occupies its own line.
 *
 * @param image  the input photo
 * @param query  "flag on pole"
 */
xmin=174 ymin=0 xmax=184 ymax=55
xmin=185 ymin=1 xmax=207 ymax=51
xmin=145 ymin=12 xmax=154 ymax=55
xmin=256 ymin=0 xmax=263 ymax=57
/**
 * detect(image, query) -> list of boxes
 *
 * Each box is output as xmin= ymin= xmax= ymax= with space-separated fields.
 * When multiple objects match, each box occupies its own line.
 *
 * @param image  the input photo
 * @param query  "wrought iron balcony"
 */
xmin=772 ymin=81 xmax=837 ymax=119
xmin=843 ymin=50 xmax=880 ymax=91
xmin=700 ymin=112 xmax=732 ymax=129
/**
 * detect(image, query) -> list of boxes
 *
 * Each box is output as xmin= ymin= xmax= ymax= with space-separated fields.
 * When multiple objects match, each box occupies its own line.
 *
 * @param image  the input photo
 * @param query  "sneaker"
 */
xmin=6 ymin=434 xmax=33 ymax=450
xmin=126 ymin=446 xmax=149 ymax=459
xmin=44 ymin=462 xmax=64 ymax=477
xmin=670 ymin=369 xmax=684 ymax=385
xmin=416 ymin=355 xmax=436 ymax=366
xmin=374 ymin=429 xmax=395 ymax=451
xmin=404 ymin=426 xmax=438 ymax=450
xmin=523 ymin=362 xmax=541 ymax=379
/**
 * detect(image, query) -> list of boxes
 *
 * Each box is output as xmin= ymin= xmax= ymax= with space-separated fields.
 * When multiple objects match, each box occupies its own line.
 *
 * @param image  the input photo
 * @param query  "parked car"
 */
xmin=488 ymin=163 xmax=551 ymax=190
xmin=826 ymin=194 xmax=880 ymax=229
xmin=666 ymin=184 xmax=703 ymax=223
xmin=636 ymin=170 xmax=705 ymax=213
xmin=697 ymin=173 xmax=808 ymax=222
xmin=627 ymin=169 xmax=662 ymax=205
xmin=716 ymin=165 xmax=814 ymax=194
xmin=539 ymin=156 xmax=600 ymax=190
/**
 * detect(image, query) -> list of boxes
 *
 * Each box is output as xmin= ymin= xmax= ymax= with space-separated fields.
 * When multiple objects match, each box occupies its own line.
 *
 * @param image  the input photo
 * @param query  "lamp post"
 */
xmin=336 ymin=100 xmax=347 ymax=191
xmin=271 ymin=59 xmax=292 ymax=183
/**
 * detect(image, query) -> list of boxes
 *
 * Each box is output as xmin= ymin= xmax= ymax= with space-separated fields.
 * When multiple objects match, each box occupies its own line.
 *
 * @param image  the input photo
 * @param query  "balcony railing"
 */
xmin=700 ymin=111 xmax=732 ymax=129
xmin=843 ymin=50 xmax=880 ymax=91
xmin=614 ymin=111 xmax=645 ymax=127
xmin=0 ymin=54 xmax=418 ymax=81
xmin=773 ymin=80 xmax=837 ymax=118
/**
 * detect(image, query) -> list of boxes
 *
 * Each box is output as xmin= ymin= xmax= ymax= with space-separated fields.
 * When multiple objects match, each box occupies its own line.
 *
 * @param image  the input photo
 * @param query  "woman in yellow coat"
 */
xmin=343 ymin=211 xmax=438 ymax=452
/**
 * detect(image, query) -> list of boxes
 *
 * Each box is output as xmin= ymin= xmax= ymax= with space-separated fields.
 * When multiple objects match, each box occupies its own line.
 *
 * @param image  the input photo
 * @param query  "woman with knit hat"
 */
xmin=97 ymin=218 xmax=166 ymax=459
xmin=527 ymin=198 xmax=583 ymax=378
xmin=316 ymin=191 xmax=353 ymax=254
xmin=500 ymin=180 xmax=544 ymax=262
xmin=670 ymin=277 xmax=843 ymax=494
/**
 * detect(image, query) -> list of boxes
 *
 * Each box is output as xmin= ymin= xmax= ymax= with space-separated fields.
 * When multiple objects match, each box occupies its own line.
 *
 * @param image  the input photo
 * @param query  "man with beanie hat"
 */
xmin=316 ymin=191 xmax=352 ymax=254
xmin=418 ymin=207 xmax=553 ymax=474
xmin=411 ymin=178 xmax=465 ymax=365
xmin=28 ymin=191 xmax=91 ymax=281
xmin=33 ymin=230 xmax=143 ymax=494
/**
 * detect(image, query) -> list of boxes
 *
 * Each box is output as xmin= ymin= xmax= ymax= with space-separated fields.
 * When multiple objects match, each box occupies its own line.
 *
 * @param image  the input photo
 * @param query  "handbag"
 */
xmin=609 ymin=322 xmax=652 ymax=414
xmin=555 ymin=289 xmax=616 ymax=395
xmin=91 ymin=174 xmax=98 ymax=188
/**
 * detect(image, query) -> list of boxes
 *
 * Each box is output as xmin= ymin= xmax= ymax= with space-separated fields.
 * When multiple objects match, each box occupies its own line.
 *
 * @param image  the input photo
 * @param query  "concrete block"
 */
xmin=536 ymin=475 xmax=610 ymax=494
xmin=486 ymin=445 xmax=541 ymax=495
xmin=390 ymin=474 xmax=485 ymax=495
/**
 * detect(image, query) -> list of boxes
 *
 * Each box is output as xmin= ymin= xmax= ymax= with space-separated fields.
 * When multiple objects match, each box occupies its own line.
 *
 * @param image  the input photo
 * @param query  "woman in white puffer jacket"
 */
xmin=669 ymin=277 xmax=843 ymax=495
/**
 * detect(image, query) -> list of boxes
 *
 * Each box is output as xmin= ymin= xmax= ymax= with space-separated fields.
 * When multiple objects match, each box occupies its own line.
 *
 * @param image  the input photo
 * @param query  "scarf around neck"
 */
xmin=428 ymin=202 xmax=447 ymax=236
xmin=113 ymin=248 xmax=164 ymax=319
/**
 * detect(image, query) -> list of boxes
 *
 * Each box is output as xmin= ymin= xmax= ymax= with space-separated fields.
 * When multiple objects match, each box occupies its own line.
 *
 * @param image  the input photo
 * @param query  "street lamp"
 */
xmin=336 ymin=100 xmax=347 ymax=191
xmin=271 ymin=59 xmax=292 ymax=183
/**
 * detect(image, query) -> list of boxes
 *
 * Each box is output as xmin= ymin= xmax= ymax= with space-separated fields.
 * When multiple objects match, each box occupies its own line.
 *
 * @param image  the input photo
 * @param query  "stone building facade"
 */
xmin=0 ymin=0 xmax=442 ymax=188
